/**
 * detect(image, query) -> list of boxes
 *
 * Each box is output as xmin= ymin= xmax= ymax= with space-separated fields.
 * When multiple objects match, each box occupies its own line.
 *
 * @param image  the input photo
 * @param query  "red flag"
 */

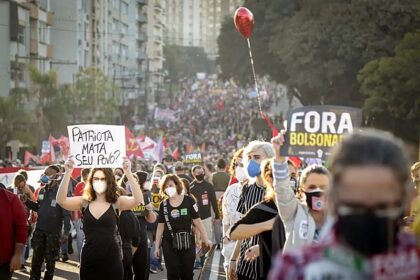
xmin=217 ymin=98 xmax=224 ymax=112
xmin=125 ymin=127 xmax=144 ymax=158
xmin=261 ymin=113 xmax=279 ymax=137
xmin=289 ymin=157 xmax=302 ymax=169
xmin=39 ymin=153 xmax=51 ymax=165
xmin=172 ymin=148 xmax=180 ymax=160
xmin=24 ymin=151 xmax=37 ymax=165
xmin=163 ymin=137 xmax=168 ymax=150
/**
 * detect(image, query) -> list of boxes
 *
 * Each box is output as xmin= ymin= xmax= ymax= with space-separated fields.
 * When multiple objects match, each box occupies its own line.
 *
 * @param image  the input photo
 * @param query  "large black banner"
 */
xmin=280 ymin=106 xmax=362 ymax=159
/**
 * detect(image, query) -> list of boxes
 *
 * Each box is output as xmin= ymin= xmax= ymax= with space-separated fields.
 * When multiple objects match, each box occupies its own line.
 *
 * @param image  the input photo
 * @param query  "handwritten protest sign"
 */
xmin=280 ymin=106 xmax=362 ymax=159
xmin=67 ymin=125 xmax=126 ymax=167
xmin=183 ymin=152 xmax=203 ymax=164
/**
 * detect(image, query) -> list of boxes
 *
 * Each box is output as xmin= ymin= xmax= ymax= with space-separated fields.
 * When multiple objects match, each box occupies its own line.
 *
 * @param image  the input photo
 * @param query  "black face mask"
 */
xmin=305 ymin=191 xmax=324 ymax=210
xmin=336 ymin=211 xmax=398 ymax=256
xmin=195 ymin=174 xmax=205 ymax=181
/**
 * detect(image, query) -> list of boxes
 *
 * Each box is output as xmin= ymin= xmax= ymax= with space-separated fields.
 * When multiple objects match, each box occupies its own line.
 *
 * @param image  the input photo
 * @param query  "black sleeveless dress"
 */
xmin=80 ymin=204 xmax=123 ymax=280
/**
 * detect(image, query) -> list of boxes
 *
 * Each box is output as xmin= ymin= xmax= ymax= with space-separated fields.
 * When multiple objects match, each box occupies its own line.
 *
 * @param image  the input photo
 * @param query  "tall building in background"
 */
xmin=51 ymin=0 xmax=91 ymax=84
xmin=146 ymin=0 xmax=164 ymax=104
xmin=163 ymin=0 xmax=242 ymax=60
xmin=0 ymin=0 xmax=54 ymax=97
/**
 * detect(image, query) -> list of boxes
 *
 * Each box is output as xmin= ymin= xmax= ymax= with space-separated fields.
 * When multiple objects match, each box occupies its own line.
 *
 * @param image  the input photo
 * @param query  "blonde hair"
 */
xmin=261 ymin=159 xmax=275 ymax=202
xmin=243 ymin=141 xmax=275 ymax=166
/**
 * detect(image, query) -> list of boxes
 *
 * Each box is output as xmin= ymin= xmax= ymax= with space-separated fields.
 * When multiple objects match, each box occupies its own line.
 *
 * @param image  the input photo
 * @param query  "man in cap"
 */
xmin=24 ymin=165 xmax=71 ymax=280
xmin=174 ymin=161 xmax=193 ymax=183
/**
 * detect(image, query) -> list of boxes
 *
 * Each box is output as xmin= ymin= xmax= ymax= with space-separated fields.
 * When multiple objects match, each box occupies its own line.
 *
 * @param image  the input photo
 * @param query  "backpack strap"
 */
xmin=163 ymin=200 xmax=175 ymax=238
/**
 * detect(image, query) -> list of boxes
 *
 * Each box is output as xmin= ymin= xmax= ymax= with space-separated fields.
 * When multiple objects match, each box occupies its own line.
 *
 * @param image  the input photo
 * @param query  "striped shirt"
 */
xmin=236 ymin=182 xmax=265 ymax=280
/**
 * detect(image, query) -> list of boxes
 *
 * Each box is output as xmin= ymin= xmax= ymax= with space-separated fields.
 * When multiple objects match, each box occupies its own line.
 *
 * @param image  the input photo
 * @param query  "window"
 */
xmin=38 ymin=22 xmax=49 ymax=43
xmin=112 ymin=19 xmax=118 ymax=31
xmin=17 ymin=25 xmax=25 ymax=44
xmin=121 ymin=2 xmax=128 ymax=14
xmin=112 ymin=0 xmax=119 ymax=9
xmin=121 ymin=44 xmax=128 ymax=58
xmin=121 ymin=23 xmax=128 ymax=35
xmin=112 ymin=41 xmax=119 ymax=54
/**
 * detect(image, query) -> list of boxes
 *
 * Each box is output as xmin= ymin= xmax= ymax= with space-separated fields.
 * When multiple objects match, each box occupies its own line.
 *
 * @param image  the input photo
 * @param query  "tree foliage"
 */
xmin=163 ymin=45 xmax=213 ymax=81
xmin=71 ymin=68 xmax=118 ymax=124
xmin=0 ymin=89 xmax=32 ymax=155
xmin=358 ymin=31 xmax=420 ymax=142
xmin=217 ymin=0 xmax=420 ymax=141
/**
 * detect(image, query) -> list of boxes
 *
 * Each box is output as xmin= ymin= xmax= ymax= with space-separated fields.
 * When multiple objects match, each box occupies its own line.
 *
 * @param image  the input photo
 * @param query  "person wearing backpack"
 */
xmin=56 ymin=157 xmax=144 ymax=280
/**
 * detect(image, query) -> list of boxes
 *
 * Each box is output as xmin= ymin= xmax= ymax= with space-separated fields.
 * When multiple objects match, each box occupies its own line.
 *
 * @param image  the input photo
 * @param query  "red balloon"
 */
xmin=234 ymin=7 xmax=254 ymax=38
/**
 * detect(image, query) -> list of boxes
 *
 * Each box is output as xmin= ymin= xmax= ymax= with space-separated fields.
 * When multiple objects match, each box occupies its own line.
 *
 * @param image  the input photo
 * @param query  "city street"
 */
xmin=11 ymin=242 xmax=226 ymax=280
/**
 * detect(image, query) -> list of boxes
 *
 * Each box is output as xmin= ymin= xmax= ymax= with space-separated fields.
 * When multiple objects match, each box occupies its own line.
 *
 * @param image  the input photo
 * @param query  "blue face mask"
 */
xmin=247 ymin=159 xmax=261 ymax=178
xmin=40 ymin=174 xmax=51 ymax=185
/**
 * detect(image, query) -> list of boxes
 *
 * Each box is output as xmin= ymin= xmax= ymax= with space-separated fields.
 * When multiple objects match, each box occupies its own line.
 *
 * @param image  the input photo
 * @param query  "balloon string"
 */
xmin=247 ymin=38 xmax=263 ymax=118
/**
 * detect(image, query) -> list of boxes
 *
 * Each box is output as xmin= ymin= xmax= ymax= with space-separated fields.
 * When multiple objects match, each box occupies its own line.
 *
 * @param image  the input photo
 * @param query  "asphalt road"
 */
xmin=12 ymin=241 xmax=226 ymax=280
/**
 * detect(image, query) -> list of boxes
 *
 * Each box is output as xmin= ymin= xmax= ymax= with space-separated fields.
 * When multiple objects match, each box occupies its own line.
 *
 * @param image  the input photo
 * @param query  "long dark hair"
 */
xmin=83 ymin=168 xmax=120 ymax=203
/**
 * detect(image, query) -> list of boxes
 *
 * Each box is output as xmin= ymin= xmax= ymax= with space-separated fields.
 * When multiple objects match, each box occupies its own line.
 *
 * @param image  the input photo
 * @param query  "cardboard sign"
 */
xmin=280 ymin=106 xmax=362 ymax=159
xmin=183 ymin=152 xmax=203 ymax=164
xmin=68 ymin=125 xmax=126 ymax=167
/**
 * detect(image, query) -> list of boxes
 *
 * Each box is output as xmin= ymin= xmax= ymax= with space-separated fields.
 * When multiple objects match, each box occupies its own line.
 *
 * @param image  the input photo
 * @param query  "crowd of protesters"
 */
xmin=1 ymin=77 xmax=420 ymax=280
xmin=1 ymin=128 xmax=420 ymax=280
xmin=146 ymin=77 xmax=287 ymax=161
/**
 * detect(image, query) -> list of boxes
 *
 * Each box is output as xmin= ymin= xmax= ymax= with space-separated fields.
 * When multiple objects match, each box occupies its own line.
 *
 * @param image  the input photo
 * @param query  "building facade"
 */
xmin=163 ymin=0 xmax=242 ymax=60
xmin=0 ymin=0 xmax=54 ymax=97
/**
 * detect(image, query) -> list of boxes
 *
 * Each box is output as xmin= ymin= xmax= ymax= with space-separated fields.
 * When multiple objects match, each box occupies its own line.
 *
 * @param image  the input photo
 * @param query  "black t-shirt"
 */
xmin=158 ymin=195 xmax=199 ymax=240
xmin=230 ymin=200 xmax=278 ymax=280
xmin=178 ymin=173 xmax=193 ymax=183
xmin=119 ymin=210 xmax=140 ymax=249
xmin=190 ymin=180 xmax=219 ymax=220
xmin=132 ymin=191 xmax=151 ymax=243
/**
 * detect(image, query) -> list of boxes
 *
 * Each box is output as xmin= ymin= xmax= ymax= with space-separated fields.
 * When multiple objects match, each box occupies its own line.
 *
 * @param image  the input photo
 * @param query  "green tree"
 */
xmin=163 ymin=45 xmax=213 ymax=81
xmin=269 ymin=0 xmax=420 ymax=106
xmin=0 ymin=89 xmax=32 ymax=157
xmin=29 ymin=67 xmax=69 ymax=142
xmin=217 ymin=0 xmax=286 ymax=86
xmin=358 ymin=31 xmax=420 ymax=142
xmin=217 ymin=0 xmax=420 ymax=106
xmin=71 ymin=68 xmax=118 ymax=124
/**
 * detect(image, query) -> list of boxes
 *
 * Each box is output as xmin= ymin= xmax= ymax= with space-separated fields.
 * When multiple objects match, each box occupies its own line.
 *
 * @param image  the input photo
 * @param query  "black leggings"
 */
xmin=0 ymin=263 xmax=12 ymax=280
xmin=132 ymin=239 xmax=150 ymax=280
xmin=162 ymin=238 xmax=195 ymax=280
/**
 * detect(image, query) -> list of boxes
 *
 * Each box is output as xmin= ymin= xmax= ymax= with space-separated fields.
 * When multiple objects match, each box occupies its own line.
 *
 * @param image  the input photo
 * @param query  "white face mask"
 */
xmin=235 ymin=167 xmax=248 ymax=182
xmin=165 ymin=186 xmax=177 ymax=197
xmin=93 ymin=181 xmax=107 ymax=194
xmin=143 ymin=181 xmax=152 ymax=191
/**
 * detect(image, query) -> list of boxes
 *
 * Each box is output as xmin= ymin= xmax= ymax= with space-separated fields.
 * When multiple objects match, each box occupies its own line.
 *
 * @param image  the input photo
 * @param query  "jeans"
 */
xmin=75 ymin=219 xmax=85 ymax=260
xmin=150 ymin=242 xmax=162 ymax=269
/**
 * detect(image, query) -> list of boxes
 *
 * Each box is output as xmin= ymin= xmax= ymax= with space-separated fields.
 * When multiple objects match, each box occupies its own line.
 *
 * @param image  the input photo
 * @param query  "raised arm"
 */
xmin=271 ymin=134 xmax=298 ymax=222
xmin=116 ymin=158 xmax=144 ymax=211
xmin=56 ymin=158 xmax=84 ymax=211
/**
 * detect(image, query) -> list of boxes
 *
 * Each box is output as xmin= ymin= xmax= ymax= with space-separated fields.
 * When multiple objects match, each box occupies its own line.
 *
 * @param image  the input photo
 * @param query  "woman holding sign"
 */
xmin=56 ymin=157 xmax=144 ymax=280
xmin=271 ymin=134 xmax=331 ymax=252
